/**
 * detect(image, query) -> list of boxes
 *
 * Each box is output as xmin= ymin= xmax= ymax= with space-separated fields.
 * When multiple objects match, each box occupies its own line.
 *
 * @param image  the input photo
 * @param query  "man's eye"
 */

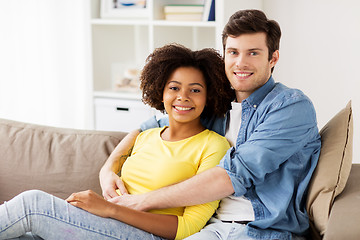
xmin=250 ymin=52 xmax=258 ymax=56
xmin=226 ymin=50 xmax=237 ymax=55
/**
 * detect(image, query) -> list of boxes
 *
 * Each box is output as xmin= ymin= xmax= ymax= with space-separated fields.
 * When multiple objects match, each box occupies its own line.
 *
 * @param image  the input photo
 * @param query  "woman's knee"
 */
xmin=13 ymin=190 xmax=55 ymax=209
xmin=19 ymin=190 xmax=49 ymax=200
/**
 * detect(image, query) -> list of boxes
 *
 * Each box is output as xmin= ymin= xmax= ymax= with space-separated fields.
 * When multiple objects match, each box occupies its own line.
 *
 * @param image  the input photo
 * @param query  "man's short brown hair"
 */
xmin=222 ymin=9 xmax=281 ymax=61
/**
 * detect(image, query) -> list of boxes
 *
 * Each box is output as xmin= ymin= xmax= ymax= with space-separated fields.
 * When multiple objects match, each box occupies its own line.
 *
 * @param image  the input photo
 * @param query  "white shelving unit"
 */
xmin=89 ymin=0 xmax=262 ymax=132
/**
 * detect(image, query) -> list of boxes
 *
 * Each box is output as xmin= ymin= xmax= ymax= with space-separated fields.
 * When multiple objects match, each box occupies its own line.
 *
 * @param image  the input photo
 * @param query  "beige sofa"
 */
xmin=0 ymin=102 xmax=356 ymax=239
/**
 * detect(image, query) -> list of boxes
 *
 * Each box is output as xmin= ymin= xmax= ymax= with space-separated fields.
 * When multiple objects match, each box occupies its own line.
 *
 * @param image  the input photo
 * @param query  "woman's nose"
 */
xmin=177 ymin=91 xmax=189 ymax=101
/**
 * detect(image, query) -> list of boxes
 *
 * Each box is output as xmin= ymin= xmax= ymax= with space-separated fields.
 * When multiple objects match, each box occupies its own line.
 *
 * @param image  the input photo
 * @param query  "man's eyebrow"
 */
xmin=225 ymin=47 xmax=237 ymax=51
xmin=248 ymin=48 xmax=265 ymax=51
xmin=225 ymin=47 xmax=265 ymax=51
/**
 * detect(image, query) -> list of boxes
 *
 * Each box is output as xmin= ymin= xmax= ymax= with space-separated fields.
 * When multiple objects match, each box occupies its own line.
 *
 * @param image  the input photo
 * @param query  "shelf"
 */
xmin=89 ymin=0 xmax=223 ymax=131
xmin=94 ymin=90 xmax=142 ymax=100
xmin=91 ymin=18 xmax=216 ymax=27
xmin=151 ymin=20 xmax=216 ymax=27
xmin=91 ymin=18 xmax=149 ymax=26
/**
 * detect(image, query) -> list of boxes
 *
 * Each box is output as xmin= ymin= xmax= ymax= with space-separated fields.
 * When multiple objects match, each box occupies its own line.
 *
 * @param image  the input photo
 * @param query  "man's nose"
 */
xmin=235 ymin=54 xmax=248 ymax=68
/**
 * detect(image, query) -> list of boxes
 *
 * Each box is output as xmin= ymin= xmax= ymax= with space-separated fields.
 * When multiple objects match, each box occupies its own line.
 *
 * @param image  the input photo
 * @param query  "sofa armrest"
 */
xmin=323 ymin=164 xmax=360 ymax=240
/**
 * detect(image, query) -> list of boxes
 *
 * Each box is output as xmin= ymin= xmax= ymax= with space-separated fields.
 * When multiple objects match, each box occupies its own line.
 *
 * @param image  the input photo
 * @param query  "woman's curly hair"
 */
xmin=140 ymin=44 xmax=235 ymax=118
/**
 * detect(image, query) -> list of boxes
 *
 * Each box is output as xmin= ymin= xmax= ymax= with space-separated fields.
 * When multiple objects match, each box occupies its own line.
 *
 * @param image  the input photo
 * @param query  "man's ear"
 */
xmin=270 ymin=50 xmax=279 ymax=68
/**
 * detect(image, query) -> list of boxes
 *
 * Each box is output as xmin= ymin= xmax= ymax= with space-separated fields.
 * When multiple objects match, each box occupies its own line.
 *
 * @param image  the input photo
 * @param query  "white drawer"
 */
xmin=94 ymin=97 xmax=155 ymax=132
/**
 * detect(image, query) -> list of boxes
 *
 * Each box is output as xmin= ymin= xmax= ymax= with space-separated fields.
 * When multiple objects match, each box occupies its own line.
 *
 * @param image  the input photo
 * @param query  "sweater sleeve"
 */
xmin=175 ymin=133 xmax=230 ymax=239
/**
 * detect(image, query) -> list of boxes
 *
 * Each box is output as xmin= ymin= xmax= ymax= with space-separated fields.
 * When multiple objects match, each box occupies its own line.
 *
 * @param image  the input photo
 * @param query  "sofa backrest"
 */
xmin=0 ymin=118 xmax=126 ymax=203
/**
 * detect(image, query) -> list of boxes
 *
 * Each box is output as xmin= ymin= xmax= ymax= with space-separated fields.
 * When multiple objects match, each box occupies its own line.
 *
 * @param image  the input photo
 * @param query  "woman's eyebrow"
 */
xmin=167 ymin=81 xmax=205 ymax=89
xmin=189 ymin=83 xmax=205 ymax=88
xmin=167 ymin=80 xmax=181 ymax=85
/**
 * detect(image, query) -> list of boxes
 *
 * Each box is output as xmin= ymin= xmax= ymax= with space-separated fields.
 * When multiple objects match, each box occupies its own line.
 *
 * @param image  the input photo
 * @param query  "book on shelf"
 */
xmin=202 ymin=0 xmax=215 ymax=21
xmin=164 ymin=4 xmax=204 ymax=21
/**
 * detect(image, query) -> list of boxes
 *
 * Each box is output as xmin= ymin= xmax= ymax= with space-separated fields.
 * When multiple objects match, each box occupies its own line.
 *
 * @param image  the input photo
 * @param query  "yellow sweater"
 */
xmin=121 ymin=127 xmax=230 ymax=239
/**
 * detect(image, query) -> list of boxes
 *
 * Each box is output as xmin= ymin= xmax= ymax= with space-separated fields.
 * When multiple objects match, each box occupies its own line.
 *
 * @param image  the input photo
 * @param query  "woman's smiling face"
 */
xmin=163 ymin=66 xmax=207 ymax=125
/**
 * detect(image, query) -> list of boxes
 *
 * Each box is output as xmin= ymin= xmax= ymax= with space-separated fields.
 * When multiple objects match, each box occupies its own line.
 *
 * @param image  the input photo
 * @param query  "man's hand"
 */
xmin=99 ymin=129 xmax=140 ymax=200
xmin=100 ymin=170 xmax=128 ymax=200
xmin=108 ymin=192 xmax=148 ymax=211
xmin=110 ymin=167 xmax=234 ymax=212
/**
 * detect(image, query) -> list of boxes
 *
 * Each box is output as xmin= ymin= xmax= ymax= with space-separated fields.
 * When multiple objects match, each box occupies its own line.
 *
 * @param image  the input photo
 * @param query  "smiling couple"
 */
xmin=0 ymin=9 xmax=320 ymax=240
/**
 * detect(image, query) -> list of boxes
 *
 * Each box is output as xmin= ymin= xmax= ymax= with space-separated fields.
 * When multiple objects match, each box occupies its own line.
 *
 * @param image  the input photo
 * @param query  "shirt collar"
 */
xmin=243 ymin=76 xmax=275 ymax=109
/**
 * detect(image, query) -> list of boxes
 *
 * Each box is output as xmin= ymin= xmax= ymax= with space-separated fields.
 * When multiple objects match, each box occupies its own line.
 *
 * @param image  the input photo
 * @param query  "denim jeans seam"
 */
xmin=1 ymin=211 xmax=121 ymax=240
xmin=35 ymin=212 xmax=121 ymax=239
xmin=0 ymin=215 xmax=27 ymax=234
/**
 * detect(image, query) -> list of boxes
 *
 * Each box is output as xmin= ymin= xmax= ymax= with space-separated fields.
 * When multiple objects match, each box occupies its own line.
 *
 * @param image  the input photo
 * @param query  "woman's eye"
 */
xmin=191 ymin=89 xmax=201 ymax=93
xmin=169 ymin=86 xmax=179 ymax=91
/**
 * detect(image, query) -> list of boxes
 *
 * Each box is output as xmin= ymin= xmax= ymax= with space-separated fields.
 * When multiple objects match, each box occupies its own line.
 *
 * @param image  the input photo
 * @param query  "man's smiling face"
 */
xmin=224 ymin=32 xmax=279 ymax=102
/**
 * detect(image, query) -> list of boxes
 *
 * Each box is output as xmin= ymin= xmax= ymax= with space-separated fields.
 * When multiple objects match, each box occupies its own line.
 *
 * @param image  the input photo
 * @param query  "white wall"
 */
xmin=0 ymin=0 xmax=358 ymax=162
xmin=262 ymin=0 xmax=360 ymax=163
xmin=0 ymin=0 xmax=92 ymax=129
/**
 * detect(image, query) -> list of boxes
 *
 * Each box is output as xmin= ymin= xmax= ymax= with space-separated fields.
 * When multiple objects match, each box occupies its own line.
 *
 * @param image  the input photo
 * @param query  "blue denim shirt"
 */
xmin=140 ymin=77 xmax=321 ymax=240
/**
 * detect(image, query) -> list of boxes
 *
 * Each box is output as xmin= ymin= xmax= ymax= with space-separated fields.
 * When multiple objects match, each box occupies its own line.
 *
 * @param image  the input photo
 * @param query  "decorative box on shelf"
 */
xmin=164 ymin=4 xmax=204 ymax=21
xmin=100 ymin=0 xmax=149 ymax=19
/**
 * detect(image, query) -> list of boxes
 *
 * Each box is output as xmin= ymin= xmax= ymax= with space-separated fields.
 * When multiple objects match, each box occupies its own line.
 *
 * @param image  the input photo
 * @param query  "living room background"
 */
xmin=0 ymin=0 xmax=359 ymax=162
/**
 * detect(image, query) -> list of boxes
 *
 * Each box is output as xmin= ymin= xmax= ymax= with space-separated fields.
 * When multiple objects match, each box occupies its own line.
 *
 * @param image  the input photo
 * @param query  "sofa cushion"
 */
xmin=323 ymin=164 xmax=360 ymax=240
xmin=0 ymin=118 xmax=126 ymax=203
xmin=306 ymin=101 xmax=353 ymax=238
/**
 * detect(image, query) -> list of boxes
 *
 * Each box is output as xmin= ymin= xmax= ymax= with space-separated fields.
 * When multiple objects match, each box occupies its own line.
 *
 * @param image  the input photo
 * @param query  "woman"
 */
xmin=0 ymin=44 xmax=234 ymax=240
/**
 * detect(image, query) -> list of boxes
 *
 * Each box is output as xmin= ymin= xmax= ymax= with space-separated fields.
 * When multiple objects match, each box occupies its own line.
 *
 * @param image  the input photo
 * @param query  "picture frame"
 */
xmin=100 ymin=0 xmax=149 ymax=19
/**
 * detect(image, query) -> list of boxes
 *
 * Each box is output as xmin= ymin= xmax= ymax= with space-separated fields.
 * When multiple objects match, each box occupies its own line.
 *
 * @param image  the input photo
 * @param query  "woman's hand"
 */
xmin=67 ymin=190 xmax=178 ymax=239
xmin=66 ymin=190 xmax=115 ymax=218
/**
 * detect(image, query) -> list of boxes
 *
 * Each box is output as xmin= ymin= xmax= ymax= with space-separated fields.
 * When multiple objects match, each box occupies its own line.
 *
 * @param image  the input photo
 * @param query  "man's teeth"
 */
xmin=235 ymin=73 xmax=251 ymax=77
xmin=175 ymin=106 xmax=192 ymax=111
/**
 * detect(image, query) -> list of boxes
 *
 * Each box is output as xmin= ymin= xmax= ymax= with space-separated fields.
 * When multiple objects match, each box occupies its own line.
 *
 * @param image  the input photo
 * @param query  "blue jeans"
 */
xmin=0 ymin=190 xmax=165 ymax=240
xmin=183 ymin=218 xmax=255 ymax=240
xmin=184 ymin=217 xmax=307 ymax=240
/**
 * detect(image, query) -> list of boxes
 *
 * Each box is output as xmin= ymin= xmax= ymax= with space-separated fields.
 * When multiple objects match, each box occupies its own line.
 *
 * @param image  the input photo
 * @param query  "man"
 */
xmin=100 ymin=9 xmax=321 ymax=240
